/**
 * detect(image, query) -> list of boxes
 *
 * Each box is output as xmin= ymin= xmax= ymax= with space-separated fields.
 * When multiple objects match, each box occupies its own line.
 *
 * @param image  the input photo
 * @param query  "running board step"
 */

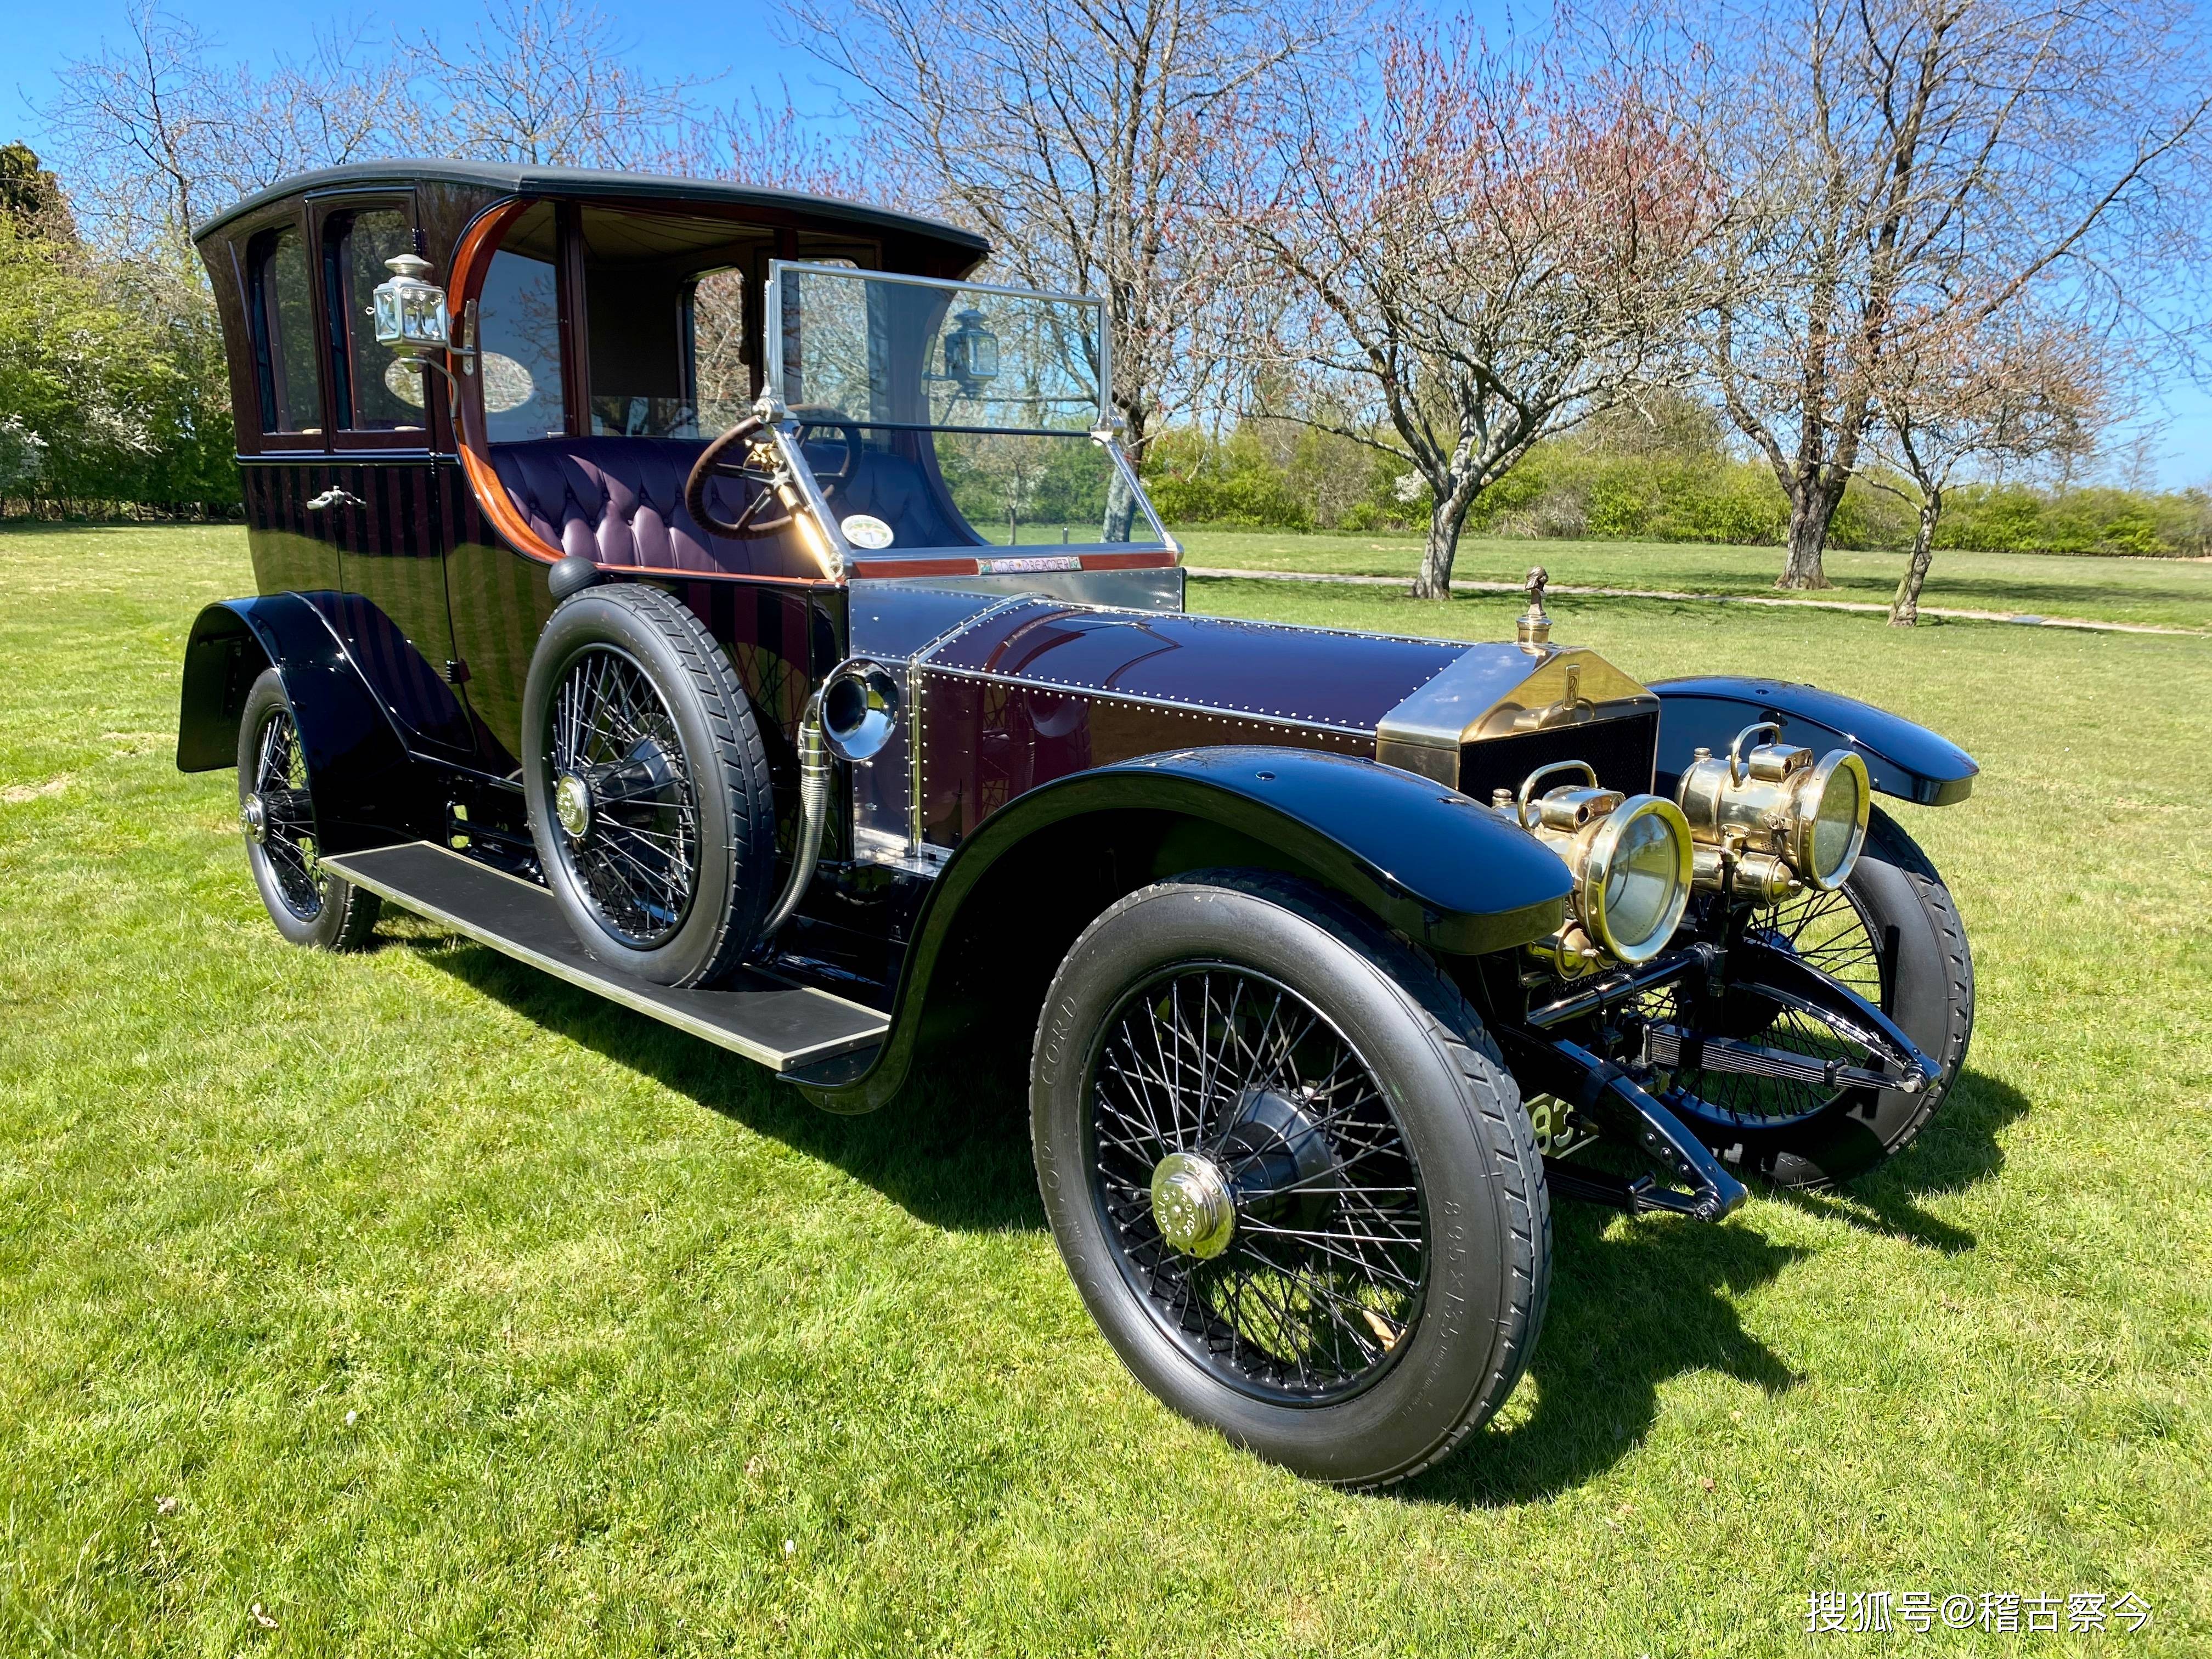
xmin=322 ymin=841 xmax=889 ymax=1071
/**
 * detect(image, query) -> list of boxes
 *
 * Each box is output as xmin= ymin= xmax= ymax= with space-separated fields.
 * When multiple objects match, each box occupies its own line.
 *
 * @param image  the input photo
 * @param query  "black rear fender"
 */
xmin=176 ymin=594 xmax=440 ymax=854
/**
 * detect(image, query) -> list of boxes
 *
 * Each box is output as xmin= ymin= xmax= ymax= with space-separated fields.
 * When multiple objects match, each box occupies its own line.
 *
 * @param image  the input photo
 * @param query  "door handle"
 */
xmin=306 ymin=488 xmax=366 ymax=511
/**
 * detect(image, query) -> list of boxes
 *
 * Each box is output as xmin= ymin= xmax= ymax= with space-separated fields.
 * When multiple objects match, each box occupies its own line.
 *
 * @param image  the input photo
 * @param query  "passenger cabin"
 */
xmin=192 ymin=161 xmax=1177 ymax=777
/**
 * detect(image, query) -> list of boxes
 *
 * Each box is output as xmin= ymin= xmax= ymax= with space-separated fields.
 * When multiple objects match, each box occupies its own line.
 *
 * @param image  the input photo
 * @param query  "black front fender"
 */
xmin=791 ymin=745 xmax=1573 ymax=1113
xmin=1651 ymin=676 xmax=1977 ymax=806
xmin=177 ymin=594 xmax=440 ymax=853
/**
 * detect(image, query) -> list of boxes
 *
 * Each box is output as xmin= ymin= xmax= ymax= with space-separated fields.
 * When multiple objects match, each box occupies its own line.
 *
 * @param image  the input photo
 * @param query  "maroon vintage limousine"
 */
xmin=176 ymin=161 xmax=1979 ymax=1486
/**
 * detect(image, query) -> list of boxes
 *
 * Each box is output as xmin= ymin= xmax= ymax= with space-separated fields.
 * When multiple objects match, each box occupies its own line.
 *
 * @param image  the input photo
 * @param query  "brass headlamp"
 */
xmin=1502 ymin=761 xmax=1694 ymax=973
xmin=1675 ymin=723 xmax=1871 ymax=902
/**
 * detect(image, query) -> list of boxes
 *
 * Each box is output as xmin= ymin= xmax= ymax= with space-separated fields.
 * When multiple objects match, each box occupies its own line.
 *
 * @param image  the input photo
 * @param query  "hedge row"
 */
xmin=1140 ymin=421 xmax=2212 ymax=557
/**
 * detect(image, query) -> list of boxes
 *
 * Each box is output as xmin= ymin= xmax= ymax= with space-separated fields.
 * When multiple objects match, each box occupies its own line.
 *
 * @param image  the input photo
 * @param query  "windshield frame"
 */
xmin=760 ymin=261 xmax=1176 ymax=574
xmin=764 ymin=260 xmax=1114 ymax=430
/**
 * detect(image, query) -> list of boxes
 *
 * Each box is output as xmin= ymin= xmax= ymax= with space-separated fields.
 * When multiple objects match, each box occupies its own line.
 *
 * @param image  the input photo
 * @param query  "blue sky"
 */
xmin=7 ymin=0 xmax=2207 ymax=487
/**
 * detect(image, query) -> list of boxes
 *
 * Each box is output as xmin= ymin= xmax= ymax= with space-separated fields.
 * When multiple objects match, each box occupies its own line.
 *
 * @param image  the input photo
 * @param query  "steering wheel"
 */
xmin=684 ymin=406 xmax=864 ymax=539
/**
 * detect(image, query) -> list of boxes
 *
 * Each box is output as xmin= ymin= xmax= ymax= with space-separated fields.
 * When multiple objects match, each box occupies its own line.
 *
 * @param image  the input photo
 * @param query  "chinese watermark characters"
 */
xmin=1804 ymin=1590 xmax=2150 ymax=1635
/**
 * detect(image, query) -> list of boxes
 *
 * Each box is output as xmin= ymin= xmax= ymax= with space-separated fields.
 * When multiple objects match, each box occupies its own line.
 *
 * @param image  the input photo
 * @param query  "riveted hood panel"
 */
xmin=922 ymin=601 xmax=1467 ymax=734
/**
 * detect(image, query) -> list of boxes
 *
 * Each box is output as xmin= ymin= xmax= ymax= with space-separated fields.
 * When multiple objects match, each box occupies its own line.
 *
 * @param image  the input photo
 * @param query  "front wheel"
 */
xmin=1030 ymin=871 xmax=1551 ymax=1488
xmin=1650 ymin=806 xmax=1975 ymax=1188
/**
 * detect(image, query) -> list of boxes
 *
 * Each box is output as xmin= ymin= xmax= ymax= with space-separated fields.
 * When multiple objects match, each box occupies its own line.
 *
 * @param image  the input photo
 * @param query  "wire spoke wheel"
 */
xmin=1085 ymin=963 xmax=1426 ymax=1405
xmin=545 ymin=645 xmax=702 ymax=949
xmin=1645 ymin=887 xmax=1887 ymax=1128
xmin=247 ymin=705 xmax=323 ymax=920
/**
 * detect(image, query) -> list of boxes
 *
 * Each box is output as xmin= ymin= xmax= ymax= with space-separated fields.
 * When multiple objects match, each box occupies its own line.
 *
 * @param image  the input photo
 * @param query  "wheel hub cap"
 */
xmin=240 ymin=793 xmax=268 ymax=843
xmin=1150 ymin=1152 xmax=1236 ymax=1259
xmin=554 ymin=772 xmax=594 ymax=840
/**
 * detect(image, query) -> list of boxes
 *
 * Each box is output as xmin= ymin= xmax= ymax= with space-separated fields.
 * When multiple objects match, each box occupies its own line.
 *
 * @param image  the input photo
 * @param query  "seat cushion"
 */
xmin=487 ymin=435 xmax=985 ymax=572
xmin=488 ymin=438 xmax=766 ymax=574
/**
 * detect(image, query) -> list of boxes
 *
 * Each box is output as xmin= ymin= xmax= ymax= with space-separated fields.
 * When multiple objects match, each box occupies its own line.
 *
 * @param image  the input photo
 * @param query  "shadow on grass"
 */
xmin=427 ymin=940 xmax=1045 ymax=1233
xmin=1773 ymin=1066 xmax=2028 ymax=1254
xmin=1408 ymin=1206 xmax=1808 ymax=1507
xmin=1410 ymin=1064 xmax=2027 ymax=1505
xmin=422 ymin=935 xmax=2029 ymax=1502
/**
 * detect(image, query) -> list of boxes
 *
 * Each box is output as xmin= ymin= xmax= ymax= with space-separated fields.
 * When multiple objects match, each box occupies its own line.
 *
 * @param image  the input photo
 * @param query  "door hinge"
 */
xmin=444 ymin=658 xmax=471 ymax=685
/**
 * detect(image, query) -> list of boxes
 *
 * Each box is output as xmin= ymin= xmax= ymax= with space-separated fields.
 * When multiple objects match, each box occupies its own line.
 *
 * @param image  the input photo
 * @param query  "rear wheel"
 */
xmin=522 ymin=583 xmax=776 ymax=988
xmin=1031 ymin=871 xmax=1550 ymax=1488
xmin=235 ymin=668 xmax=380 ymax=951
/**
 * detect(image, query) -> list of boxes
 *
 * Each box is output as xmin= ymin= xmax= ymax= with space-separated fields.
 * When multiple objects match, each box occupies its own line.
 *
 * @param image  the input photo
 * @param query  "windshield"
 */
xmin=765 ymin=262 xmax=1170 ymax=559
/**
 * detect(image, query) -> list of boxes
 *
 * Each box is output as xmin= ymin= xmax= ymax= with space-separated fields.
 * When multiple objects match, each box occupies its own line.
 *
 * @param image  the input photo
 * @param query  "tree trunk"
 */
xmin=1412 ymin=504 xmax=1464 ymax=599
xmin=1778 ymin=481 xmax=1842 ymax=590
xmin=1411 ymin=469 xmax=1481 ymax=599
xmin=1889 ymin=489 xmax=1942 ymax=626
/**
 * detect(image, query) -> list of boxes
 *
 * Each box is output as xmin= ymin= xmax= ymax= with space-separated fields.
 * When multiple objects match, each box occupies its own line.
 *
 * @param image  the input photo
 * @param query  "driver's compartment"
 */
xmin=486 ymin=433 xmax=972 ymax=577
xmin=465 ymin=198 xmax=988 ymax=580
xmin=462 ymin=195 xmax=1163 ymax=579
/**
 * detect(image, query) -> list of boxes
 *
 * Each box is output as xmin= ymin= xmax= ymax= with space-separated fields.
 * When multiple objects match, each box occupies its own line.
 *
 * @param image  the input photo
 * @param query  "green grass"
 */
xmin=1172 ymin=528 xmax=2212 ymax=631
xmin=2 ymin=523 xmax=2208 ymax=1656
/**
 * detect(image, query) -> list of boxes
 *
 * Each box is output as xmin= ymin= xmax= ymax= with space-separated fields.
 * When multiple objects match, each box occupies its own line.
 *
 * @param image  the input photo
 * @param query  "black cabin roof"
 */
xmin=190 ymin=159 xmax=990 ymax=258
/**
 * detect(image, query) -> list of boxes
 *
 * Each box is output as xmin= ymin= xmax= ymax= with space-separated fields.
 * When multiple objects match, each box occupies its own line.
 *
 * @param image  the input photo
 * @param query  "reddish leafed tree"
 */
xmin=1870 ymin=310 xmax=2106 ymax=624
xmin=1212 ymin=26 xmax=1718 ymax=597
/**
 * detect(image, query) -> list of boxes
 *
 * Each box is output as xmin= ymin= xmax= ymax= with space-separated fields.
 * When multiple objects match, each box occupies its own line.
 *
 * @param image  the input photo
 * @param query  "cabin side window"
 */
xmin=324 ymin=207 xmax=426 ymax=434
xmin=248 ymin=226 xmax=322 ymax=435
xmin=682 ymin=268 xmax=751 ymax=437
xmin=478 ymin=247 xmax=567 ymax=442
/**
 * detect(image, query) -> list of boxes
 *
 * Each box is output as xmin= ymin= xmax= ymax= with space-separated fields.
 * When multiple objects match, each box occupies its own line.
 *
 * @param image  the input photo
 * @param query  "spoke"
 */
xmin=549 ymin=648 xmax=700 ymax=947
xmin=1086 ymin=962 xmax=1425 ymax=1400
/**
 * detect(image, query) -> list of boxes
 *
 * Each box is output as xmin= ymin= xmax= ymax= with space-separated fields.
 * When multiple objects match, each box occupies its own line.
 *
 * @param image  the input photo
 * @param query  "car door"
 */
xmin=237 ymin=215 xmax=348 ymax=599
xmin=317 ymin=195 xmax=478 ymax=763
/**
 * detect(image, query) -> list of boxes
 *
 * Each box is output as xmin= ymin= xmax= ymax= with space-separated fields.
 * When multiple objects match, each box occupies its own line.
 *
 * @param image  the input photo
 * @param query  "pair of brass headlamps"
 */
xmin=1503 ymin=722 xmax=1872 ymax=973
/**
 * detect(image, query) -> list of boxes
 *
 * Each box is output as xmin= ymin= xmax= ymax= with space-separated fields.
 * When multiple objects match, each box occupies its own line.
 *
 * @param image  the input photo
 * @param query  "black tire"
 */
xmin=235 ymin=667 xmax=381 ymax=951
xmin=522 ymin=582 xmax=776 ymax=987
xmin=1031 ymin=870 xmax=1551 ymax=1488
xmin=1661 ymin=806 xmax=1975 ymax=1188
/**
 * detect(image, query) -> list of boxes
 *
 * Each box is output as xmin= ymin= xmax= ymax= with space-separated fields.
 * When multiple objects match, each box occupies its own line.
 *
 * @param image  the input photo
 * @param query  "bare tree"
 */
xmin=1679 ymin=0 xmax=2212 ymax=590
xmin=1215 ymin=26 xmax=1716 ymax=597
xmin=778 ymin=0 xmax=1339 ymax=463
xmin=400 ymin=0 xmax=712 ymax=171
xmin=698 ymin=88 xmax=861 ymax=198
xmin=43 ymin=4 xmax=406 ymax=263
xmin=1871 ymin=314 xmax=2104 ymax=624
xmin=46 ymin=0 xmax=778 ymax=260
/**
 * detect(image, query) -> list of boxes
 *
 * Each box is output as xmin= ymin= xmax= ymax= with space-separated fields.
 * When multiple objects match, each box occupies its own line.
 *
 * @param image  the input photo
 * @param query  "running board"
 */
xmin=323 ymin=841 xmax=889 ymax=1071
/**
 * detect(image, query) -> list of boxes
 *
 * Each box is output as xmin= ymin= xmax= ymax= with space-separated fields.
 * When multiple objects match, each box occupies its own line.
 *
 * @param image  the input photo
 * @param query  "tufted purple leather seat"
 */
xmin=487 ymin=438 xmax=791 ymax=575
xmin=486 ymin=436 xmax=984 ymax=573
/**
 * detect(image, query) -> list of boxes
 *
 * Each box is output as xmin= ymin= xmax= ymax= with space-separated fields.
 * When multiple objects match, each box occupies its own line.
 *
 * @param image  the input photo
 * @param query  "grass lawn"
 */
xmin=1173 ymin=527 xmax=2212 ymax=631
xmin=2 ymin=523 xmax=2208 ymax=1656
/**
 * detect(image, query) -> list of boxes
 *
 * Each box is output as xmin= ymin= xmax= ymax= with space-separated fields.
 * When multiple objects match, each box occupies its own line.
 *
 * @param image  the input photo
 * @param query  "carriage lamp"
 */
xmin=371 ymin=253 xmax=453 ymax=355
xmin=1505 ymin=761 xmax=1694 ymax=970
xmin=1675 ymin=723 xmax=1871 ymax=898
xmin=940 ymin=308 xmax=999 ymax=396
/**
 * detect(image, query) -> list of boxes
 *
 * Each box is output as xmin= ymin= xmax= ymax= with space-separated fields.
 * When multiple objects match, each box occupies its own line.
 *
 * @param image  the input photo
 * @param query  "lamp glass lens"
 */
xmin=1603 ymin=809 xmax=1683 ymax=952
xmin=1811 ymin=765 xmax=1865 ymax=881
xmin=403 ymin=289 xmax=448 ymax=346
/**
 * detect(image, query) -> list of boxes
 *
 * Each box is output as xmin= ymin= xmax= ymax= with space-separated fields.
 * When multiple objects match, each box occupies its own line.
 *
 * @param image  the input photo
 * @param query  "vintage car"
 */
xmin=177 ymin=161 xmax=1977 ymax=1488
